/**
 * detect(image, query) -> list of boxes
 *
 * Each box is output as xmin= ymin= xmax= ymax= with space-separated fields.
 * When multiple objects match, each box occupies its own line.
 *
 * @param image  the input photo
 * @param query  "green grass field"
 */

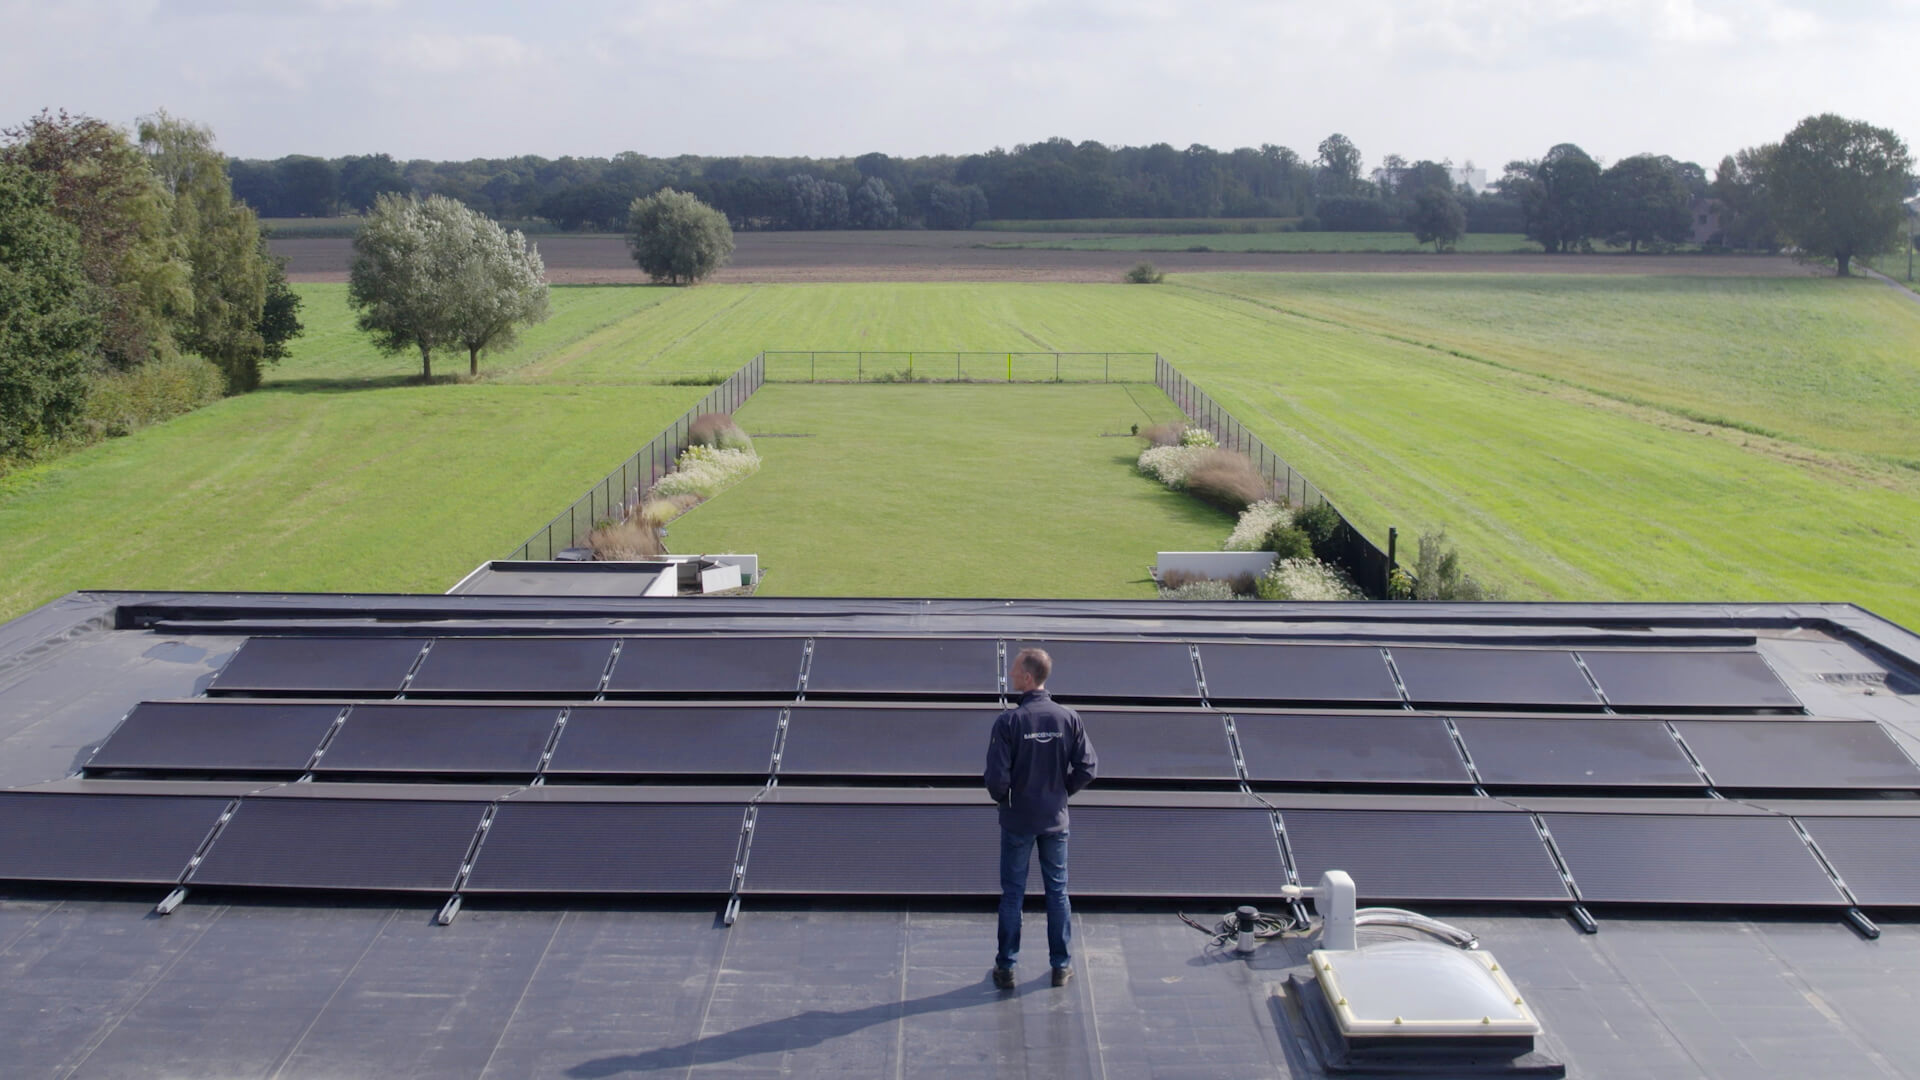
xmin=273 ymin=284 xmax=680 ymax=386
xmin=665 ymin=384 xmax=1223 ymax=597
xmin=985 ymin=232 xmax=1539 ymax=254
xmin=5 ymin=272 xmax=1920 ymax=626
xmin=0 ymin=384 xmax=696 ymax=617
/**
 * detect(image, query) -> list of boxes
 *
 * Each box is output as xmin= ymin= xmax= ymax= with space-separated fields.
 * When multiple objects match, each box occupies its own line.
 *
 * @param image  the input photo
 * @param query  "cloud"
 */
xmin=0 ymin=0 xmax=1915 ymax=170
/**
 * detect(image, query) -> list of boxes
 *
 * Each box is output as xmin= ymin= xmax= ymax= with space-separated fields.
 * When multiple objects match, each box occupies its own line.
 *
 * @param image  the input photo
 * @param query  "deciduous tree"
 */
xmin=1768 ymin=114 xmax=1913 ymax=276
xmin=348 ymin=193 xmax=471 ymax=379
xmin=1 ymin=110 xmax=187 ymax=369
xmin=1316 ymin=134 xmax=1363 ymax=197
xmin=850 ymin=177 xmax=898 ymax=229
xmin=1503 ymin=144 xmax=1602 ymax=253
xmin=1600 ymin=154 xmax=1693 ymax=252
xmin=449 ymin=218 xmax=548 ymax=375
xmin=140 ymin=111 xmax=281 ymax=391
xmin=625 ymin=188 xmax=733 ymax=285
xmin=1409 ymin=188 xmax=1466 ymax=252
xmin=0 ymin=162 xmax=97 ymax=455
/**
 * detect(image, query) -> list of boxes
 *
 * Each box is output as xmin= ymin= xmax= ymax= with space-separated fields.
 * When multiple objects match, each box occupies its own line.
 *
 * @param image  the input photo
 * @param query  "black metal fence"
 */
xmin=1155 ymin=356 xmax=1401 ymax=598
xmin=507 ymin=354 xmax=767 ymax=561
xmin=762 ymin=350 xmax=1157 ymax=384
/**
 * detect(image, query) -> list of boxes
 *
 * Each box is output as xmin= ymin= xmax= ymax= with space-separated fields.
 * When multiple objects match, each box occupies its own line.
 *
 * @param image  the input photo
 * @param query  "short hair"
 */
xmin=1014 ymin=647 xmax=1052 ymax=686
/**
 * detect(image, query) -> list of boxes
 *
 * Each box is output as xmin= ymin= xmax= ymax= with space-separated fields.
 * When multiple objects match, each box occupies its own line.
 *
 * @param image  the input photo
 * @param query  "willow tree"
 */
xmin=348 ymin=193 xmax=548 ymax=379
xmin=626 ymin=188 xmax=733 ymax=285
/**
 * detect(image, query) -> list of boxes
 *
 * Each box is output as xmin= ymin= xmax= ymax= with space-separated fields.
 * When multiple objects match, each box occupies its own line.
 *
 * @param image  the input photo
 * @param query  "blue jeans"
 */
xmin=996 ymin=828 xmax=1071 ymax=971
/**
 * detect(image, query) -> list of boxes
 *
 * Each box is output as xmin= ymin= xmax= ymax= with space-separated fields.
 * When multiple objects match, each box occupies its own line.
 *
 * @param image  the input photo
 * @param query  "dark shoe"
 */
xmin=1051 ymin=965 xmax=1074 ymax=987
xmin=992 ymin=966 xmax=1016 ymax=990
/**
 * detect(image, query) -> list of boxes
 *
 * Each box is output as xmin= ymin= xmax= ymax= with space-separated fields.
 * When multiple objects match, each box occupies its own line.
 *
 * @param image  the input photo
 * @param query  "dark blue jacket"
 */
xmin=984 ymin=689 xmax=1098 ymax=835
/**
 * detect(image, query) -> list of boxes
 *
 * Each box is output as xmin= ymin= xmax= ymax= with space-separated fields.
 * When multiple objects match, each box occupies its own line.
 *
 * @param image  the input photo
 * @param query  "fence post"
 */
xmin=858 ymin=353 xmax=863 ymax=382
xmin=1387 ymin=528 xmax=1399 ymax=598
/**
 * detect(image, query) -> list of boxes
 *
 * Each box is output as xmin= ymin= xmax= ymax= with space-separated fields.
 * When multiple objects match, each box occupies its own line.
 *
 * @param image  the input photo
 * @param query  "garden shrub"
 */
xmin=1294 ymin=501 xmax=1344 ymax=561
xmin=1256 ymin=557 xmax=1363 ymax=601
xmin=688 ymin=412 xmax=754 ymax=453
xmin=1137 ymin=444 xmax=1211 ymax=487
xmin=1225 ymin=500 xmax=1294 ymax=551
xmin=1178 ymin=427 xmax=1218 ymax=448
xmin=1410 ymin=529 xmax=1493 ymax=601
xmin=79 ymin=355 xmax=226 ymax=439
xmin=652 ymin=444 xmax=760 ymax=500
xmin=1264 ymin=526 xmax=1314 ymax=561
xmin=588 ymin=518 xmax=663 ymax=560
xmin=1184 ymin=449 xmax=1267 ymax=510
xmin=1139 ymin=422 xmax=1186 ymax=447
xmin=1125 ymin=261 xmax=1165 ymax=284
xmin=1225 ymin=571 xmax=1259 ymax=597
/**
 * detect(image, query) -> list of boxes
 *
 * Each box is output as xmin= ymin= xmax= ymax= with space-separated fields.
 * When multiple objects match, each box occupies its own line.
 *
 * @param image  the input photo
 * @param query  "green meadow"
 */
xmin=3 ymin=272 xmax=1918 ymax=624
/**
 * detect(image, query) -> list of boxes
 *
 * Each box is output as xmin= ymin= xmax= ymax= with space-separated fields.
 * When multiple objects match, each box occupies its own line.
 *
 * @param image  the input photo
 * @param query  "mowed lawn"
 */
xmin=6 ymin=273 xmax=1920 ymax=625
xmin=986 ymin=232 xmax=1539 ymax=254
xmin=512 ymin=278 xmax=1920 ymax=623
xmin=663 ymin=384 xmax=1228 ymax=597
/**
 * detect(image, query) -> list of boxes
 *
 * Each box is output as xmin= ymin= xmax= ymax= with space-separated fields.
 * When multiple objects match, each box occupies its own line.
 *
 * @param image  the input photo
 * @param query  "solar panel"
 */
xmin=804 ymin=637 xmax=998 ymax=698
xmin=544 ymin=706 xmax=780 ymax=776
xmin=1283 ymin=808 xmax=1570 ymax=901
xmin=463 ymin=802 xmax=744 ymax=893
xmin=1057 ymin=806 xmax=1290 ymax=896
xmin=1672 ymin=720 xmax=1920 ymax=790
xmin=1579 ymin=649 xmax=1800 ymax=711
xmin=1387 ymin=647 xmax=1600 ymax=709
xmin=190 ymin=797 xmax=486 ymax=891
xmin=1452 ymin=717 xmax=1704 ymax=788
xmin=1076 ymin=710 xmax=1238 ymax=781
xmin=0 ymin=792 xmax=225 ymax=884
xmin=86 ymin=702 xmax=342 ymax=774
xmin=604 ymin=636 xmax=806 ymax=696
xmin=313 ymin=704 xmax=562 ymax=776
xmin=745 ymin=804 xmax=1006 ymax=894
xmin=1795 ymin=817 xmax=1920 ymax=906
xmin=1234 ymin=714 xmax=1472 ymax=785
xmin=1540 ymin=812 xmax=1845 ymax=906
xmin=1197 ymin=644 xmax=1401 ymax=706
xmin=1007 ymin=640 xmax=1197 ymax=702
xmin=779 ymin=706 xmax=993 ymax=778
xmin=406 ymin=638 xmax=615 ymax=696
xmin=208 ymin=636 xmax=426 ymax=696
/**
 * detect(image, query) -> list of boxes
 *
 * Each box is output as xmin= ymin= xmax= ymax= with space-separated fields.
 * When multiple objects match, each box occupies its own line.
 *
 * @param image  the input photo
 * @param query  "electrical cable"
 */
xmin=1177 ymin=905 xmax=1305 ymax=950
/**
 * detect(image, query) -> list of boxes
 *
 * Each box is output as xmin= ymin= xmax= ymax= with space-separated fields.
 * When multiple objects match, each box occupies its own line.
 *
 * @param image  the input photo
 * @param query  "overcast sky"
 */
xmin=4 ymin=0 xmax=1916 ymax=172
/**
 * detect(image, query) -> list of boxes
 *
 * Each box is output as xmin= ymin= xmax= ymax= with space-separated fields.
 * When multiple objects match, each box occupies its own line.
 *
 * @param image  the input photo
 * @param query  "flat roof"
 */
xmin=3 ymin=589 xmax=1919 ymax=1077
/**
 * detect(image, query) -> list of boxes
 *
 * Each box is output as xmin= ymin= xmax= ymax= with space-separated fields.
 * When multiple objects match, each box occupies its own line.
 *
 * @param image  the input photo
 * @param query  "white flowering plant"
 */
xmin=1179 ymin=427 xmax=1219 ymax=448
xmin=1225 ymin=500 xmax=1295 ymax=552
xmin=651 ymin=445 xmax=760 ymax=501
xmin=1256 ymin=557 xmax=1363 ymax=601
xmin=1159 ymin=579 xmax=1238 ymax=601
xmin=1137 ymin=444 xmax=1212 ymax=488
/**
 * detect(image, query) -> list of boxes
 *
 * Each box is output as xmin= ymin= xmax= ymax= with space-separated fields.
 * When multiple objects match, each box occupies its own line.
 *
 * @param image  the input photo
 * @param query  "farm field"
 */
xmin=665 ymin=384 xmax=1224 ymax=597
xmin=987 ymin=232 xmax=1540 ymax=254
xmin=972 ymin=218 xmax=1302 ymax=233
xmin=274 ymin=231 xmax=1805 ymax=284
xmin=4 ymin=272 xmax=1919 ymax=625
xmin=1184 ymin=273 xmax=1920 ymax=463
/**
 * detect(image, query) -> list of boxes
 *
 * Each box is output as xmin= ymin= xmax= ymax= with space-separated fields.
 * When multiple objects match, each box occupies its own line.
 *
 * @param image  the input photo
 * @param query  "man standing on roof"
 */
xmin=985 ymin=647 xmax=1098 ymax=990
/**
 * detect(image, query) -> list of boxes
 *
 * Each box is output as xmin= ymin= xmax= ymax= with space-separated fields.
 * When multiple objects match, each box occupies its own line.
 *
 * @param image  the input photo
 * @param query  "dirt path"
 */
xmin=276 ymin=231 xmax=1815 ymax=285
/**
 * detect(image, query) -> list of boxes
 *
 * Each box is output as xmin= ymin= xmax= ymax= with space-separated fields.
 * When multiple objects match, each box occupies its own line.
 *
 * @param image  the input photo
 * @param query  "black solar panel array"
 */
xmin=23 ymin=629 xmax=1920 ymax=910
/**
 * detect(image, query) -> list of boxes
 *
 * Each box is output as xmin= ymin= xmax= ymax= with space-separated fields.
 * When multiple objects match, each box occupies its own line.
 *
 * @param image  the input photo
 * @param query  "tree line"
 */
xmin=1 ymin=110 xmax=303 ymax=461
